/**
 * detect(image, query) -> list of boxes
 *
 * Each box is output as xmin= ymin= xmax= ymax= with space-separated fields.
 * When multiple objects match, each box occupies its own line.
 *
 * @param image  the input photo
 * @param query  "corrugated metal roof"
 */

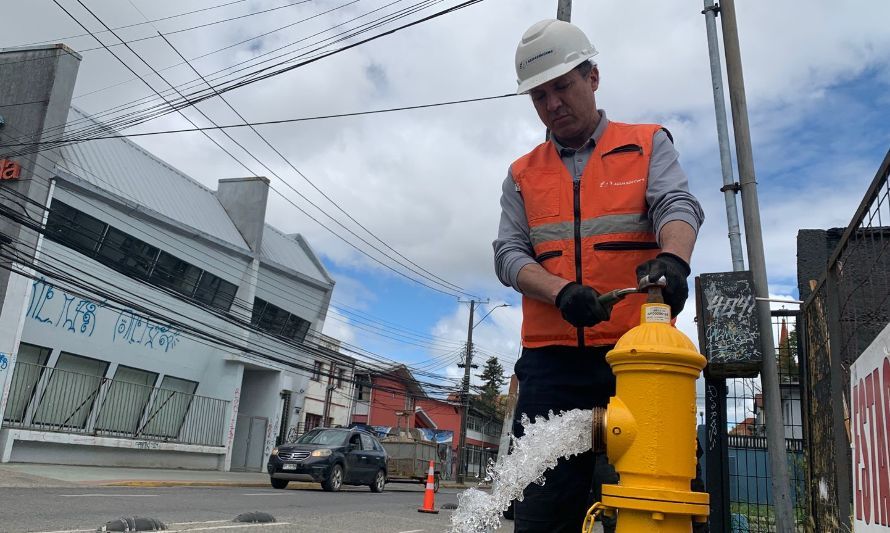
xmin=58 ymin=107 xmax=248 ymax=250
xmin=260 ymin=226 xmax=332 ymax=285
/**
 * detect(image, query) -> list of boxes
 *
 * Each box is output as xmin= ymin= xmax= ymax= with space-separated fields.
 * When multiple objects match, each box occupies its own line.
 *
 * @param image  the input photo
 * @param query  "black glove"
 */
xmin=555 ymin=282 xmax=611 ymax=328
xmin=635 ymin=252 xmax=691 ymax=316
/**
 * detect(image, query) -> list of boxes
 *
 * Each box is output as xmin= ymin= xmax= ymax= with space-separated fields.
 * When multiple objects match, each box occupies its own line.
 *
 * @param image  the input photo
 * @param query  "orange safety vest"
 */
xmin=511 ymin=121 xmax=663 ymax=348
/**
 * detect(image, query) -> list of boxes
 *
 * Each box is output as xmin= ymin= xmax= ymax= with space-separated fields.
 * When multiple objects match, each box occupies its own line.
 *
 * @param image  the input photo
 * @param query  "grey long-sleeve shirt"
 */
xmin=493 ymin=110 xmax=705 ymax=290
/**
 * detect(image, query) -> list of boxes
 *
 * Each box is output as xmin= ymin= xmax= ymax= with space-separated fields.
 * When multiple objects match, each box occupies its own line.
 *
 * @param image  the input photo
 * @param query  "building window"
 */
xmin=193 ymin=273 xmax=237 ymax=311
xmin=95 ymin=227 xmax=159 ymax=279
xmin=251 ymin=298 xmax=311 ymax=342
xmin=305 ymin=413 xmax=322 ymax=432
xmin=337 ymin=368 xmax=345 ymax=389
xmin=150 ymin=251 xmax=201 ymax=296
xmin=46 ymin=201 xmax=106 ymax=256
xmin=281 ymin=314 xmax=311 ymax=342
xmin=356 ymin=376 xmax=371 ymax=401
xmin=2 ymin=343 xmax=52 ymax=424
xmin=33 ymin=352 xmax=109 ymax=429
xmin=140 ymin=375 xmax=198 ymax=439
xmin=95 ymin=366 xmax=158 ymax=435
xmin=46 ymin=200 xmax=237 ymax=311
xmin=312 ymin=361 xmax=324 ymax=382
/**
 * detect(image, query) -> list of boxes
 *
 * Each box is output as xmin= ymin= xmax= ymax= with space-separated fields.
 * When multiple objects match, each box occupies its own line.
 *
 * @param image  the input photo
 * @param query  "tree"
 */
xmin=476 ymin=356 xmax=506 ymax=414
xmin=777 ymin=319 xmax=799 ymax=381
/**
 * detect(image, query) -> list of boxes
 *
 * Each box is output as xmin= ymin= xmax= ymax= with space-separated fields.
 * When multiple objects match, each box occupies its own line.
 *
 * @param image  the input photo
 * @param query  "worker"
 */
xmin=493 ymin=19 xmax=706 ymax=533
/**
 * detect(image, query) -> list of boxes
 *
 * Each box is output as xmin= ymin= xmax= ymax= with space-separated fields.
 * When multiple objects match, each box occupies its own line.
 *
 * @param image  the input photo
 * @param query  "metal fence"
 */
xmin=714 ymin=310 xmax=809 ymax=532
xmin=3 ymin=362 xmax=229 ymax=447
xmin=802 ymin=149 xmax=890 ymax=531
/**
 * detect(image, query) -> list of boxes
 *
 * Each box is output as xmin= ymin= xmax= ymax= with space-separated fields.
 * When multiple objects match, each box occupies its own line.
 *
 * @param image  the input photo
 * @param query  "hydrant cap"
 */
xmin=608 ymin=318 xmax=706 ymax=371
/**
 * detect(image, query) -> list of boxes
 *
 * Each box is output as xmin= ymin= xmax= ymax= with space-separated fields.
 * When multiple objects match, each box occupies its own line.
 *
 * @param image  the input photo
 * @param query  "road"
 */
xmin=0 ymin=484 xmax=519 ymax=533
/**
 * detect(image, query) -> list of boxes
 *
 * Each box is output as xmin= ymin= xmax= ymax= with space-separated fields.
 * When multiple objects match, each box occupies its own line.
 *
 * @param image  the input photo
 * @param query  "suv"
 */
xmin=268 ymin=427 xmax=387 ymax=492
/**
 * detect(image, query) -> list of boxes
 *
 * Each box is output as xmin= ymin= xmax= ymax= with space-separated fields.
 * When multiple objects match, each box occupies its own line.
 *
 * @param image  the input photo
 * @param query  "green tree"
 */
xmin=778 ymin=322 xmax=799 ymax=381
xmin=477 ymin=356 xmax=506 ymax=413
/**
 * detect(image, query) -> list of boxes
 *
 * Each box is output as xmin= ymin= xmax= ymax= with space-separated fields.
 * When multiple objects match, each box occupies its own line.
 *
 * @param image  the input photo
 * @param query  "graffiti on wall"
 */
xmin=113 ymin=310 xmax=180 ymax=353
xmin=27 ymin=278 xmax=99 ymax=336
xmin=26 ymin=278 xmax=182 ymax=353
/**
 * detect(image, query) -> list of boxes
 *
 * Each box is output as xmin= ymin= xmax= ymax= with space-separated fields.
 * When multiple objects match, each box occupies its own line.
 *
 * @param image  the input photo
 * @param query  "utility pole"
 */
xmin=701 ymin=2 xmax=745 ymax=530
xmin=456 ymin=299 xmax=478 ymax=484
xmin=556 ymin=0 xmax=571 ymax=22
xmin=719 ymin=1 xmax=795 ymax=530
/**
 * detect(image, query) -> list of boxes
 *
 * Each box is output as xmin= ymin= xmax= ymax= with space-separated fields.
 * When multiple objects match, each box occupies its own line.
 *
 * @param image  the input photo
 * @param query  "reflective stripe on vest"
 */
xmin=511 ymin=121 xmax=663 ymax=348
xmin=529 ymin=213 xmax=653 ymax=248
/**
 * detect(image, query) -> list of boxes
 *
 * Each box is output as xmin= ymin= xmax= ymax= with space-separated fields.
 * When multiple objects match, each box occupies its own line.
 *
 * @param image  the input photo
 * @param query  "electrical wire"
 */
xmin=1 ymin=94 xmax=515 ymax=148
xmin=17 ymin=0 xmax=252 ymax=48
xmin=42 ymin=0 xmax=478 ymax=300
xmin=4 ymin=0 xmax=436 ymax=148
xmin=0 ymin=147 xmax=499 ymax=357
xmin=3 ymin=0 xmax=486 ymax=155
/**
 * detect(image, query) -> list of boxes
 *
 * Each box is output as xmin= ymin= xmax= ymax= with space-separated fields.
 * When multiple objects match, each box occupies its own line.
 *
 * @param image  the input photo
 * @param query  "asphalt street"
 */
xmin=0 ymin=484 xmax=522 ymax=533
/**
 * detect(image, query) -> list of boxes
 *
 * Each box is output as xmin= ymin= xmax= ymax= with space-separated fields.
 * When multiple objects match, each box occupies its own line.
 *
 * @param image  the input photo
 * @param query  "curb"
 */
xmin=100 ymin=480 xmax=318 ymax=489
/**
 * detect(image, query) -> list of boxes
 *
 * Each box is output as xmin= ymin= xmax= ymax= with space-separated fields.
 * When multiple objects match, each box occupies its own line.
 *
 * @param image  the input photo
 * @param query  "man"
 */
xmin=493 ymin=19 xmax=705 ymax=532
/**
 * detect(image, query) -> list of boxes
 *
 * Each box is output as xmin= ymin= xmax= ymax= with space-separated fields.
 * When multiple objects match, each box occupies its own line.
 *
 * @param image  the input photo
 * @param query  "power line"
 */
xmin=1 ymin=94 xmax=514 ymax=149
xmin=155 ymin=27 xmax=470 ymax=297
xmin=1 ymin=114 xmax=517 ymax=362
xmin=0 ymin=140 xmax=479 ymax=357
xmin=9 ymin=0 xmax=423 ymax=145
xmin=0 ymin=226 xmax=463 ymax=396
xmin=47 ymin=0 xmax=474 ymax=299
xmin=3 ymin=0 xmax=486 ymax=155
xmin=18 ymin=0 xmax=251 ymax=48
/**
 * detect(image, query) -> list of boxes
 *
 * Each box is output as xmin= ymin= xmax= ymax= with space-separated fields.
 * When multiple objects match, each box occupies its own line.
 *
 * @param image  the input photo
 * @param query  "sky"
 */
xmin=3 ymin=0 xmax=890 ymax=412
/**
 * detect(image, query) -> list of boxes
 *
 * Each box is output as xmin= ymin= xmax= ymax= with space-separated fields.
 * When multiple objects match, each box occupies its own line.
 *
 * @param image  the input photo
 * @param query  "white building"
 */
xmin=0 ymin=45 xmax=346 ymax=472
xmin=293 ymin=335 xmax=356 ymax=436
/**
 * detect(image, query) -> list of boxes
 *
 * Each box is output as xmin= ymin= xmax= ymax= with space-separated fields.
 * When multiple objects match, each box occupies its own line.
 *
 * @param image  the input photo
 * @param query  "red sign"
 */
xmin=0 ymin=159 xmax=21 ymax=180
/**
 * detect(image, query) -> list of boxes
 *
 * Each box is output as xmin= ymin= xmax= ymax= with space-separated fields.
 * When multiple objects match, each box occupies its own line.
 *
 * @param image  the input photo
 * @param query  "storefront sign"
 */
xmin=851 ymin=321 xmax=890 ymax=530
xmin=0 ymin=159 xmax=22 ymax=180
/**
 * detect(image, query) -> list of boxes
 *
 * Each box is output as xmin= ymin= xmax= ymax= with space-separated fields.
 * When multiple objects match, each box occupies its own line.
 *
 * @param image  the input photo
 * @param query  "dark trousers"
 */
xmin=511 ymin=345 xmax=707 ymax=533
xmin=512 ymin=345 xmax=618 ymax=533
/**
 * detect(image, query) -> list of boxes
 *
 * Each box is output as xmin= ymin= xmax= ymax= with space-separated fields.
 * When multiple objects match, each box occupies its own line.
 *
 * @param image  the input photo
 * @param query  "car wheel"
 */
xmin=369 ymin=469 xmax=385 ymax=493
xmin=433 ymin=474 xmax=440 ymax=493
xmin=322 ymin=464 xmax=343 ymax=492
xmin=270 ymin=478 xmax=288 ymax=490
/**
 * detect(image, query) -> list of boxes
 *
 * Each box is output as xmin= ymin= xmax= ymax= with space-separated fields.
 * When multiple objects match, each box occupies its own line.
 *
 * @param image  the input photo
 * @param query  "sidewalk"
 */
xmin=0 ymin=463 xmax=276 ymax=488
xmin=0 ymin=463 xmax=483 ymax=490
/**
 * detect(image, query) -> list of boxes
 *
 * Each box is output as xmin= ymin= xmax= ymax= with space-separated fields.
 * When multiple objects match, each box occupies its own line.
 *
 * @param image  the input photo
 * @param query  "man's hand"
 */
xmin=635 ymin=252 xmax=691 ymax=316
xmin=555 ymin=282 xmax=611 ymax=327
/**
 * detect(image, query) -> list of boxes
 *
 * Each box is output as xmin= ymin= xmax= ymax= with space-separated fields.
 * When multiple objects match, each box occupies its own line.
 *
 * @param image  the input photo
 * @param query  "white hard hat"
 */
xmin=515 ymin=19 xmax=598 ymax=95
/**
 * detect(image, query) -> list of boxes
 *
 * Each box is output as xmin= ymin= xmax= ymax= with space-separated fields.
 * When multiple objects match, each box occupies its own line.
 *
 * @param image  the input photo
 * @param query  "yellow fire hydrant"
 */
xmin=583 ymin=294 xmax=709 ymax=532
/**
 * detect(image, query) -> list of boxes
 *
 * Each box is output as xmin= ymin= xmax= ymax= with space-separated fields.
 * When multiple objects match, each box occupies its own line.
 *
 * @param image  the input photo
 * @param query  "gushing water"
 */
xmin=450 ymin=409 xmax=593 ymax=533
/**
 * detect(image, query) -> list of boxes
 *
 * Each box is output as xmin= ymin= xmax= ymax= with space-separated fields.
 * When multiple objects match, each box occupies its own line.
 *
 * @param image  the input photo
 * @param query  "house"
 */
xmin=292 ymin=335 xmax=356 ymax=436
xmin=351 ymin=365 xmax=502 ymax=479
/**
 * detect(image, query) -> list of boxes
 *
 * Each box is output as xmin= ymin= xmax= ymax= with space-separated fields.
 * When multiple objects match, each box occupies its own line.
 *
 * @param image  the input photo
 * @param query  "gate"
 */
xmin=231 ymin=415 xmax=268 ymax=471
xmin=700 ymin=306 xmax=810 ymax=532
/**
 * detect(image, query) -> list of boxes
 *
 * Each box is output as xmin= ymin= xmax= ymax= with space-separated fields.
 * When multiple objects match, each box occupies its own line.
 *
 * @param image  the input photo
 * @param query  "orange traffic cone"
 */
xmin=417 ymin=460 xmax=439 ymax=514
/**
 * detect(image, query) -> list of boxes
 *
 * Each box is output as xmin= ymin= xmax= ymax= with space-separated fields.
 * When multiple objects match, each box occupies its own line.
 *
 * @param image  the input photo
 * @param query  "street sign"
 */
xmin=851 ymin=321 xmax=890 ymax=530
xmin=697 ymin=271 xmax=762 ymax=377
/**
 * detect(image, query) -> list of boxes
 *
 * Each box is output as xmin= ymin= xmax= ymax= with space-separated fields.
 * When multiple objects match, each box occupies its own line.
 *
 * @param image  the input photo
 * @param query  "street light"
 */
xmin=473 ymin=303 xmax=510 ymax=329
xmin=456 ymin=301 xmax=511 ymax=484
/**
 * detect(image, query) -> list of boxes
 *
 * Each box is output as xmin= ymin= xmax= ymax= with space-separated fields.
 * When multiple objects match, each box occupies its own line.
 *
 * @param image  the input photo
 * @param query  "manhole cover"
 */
xmin=441 ymin=503 xmax=458 ymax=510
xmin=97 ymin=517 xmax=167 ymax=531
xmin=233 ymin=512 xmax=276 ymax=523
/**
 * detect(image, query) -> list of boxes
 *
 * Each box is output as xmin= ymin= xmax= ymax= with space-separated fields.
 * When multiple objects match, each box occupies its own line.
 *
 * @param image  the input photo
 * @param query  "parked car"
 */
xmin=267 ymin=427 xmax=387 ymax=492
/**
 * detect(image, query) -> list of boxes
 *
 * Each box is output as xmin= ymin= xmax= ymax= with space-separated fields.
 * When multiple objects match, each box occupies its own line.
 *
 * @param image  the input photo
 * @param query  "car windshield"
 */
xmin=294 ymin=429 xmax=349 ymax=446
